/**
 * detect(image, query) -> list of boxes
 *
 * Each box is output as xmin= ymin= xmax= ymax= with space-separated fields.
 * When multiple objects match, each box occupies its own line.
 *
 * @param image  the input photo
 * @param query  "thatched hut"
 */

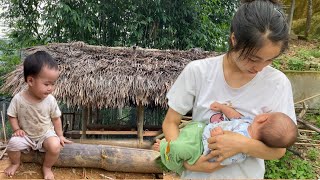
xmin=1 ymin=42 xmax=216 ymax=144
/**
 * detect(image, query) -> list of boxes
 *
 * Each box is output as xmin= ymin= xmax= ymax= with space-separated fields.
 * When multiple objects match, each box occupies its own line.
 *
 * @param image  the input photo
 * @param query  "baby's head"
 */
xmin=24 ymin=51 xmax=59 ymax=99
xmin=252 ymin=112 xmax=297 ymax=148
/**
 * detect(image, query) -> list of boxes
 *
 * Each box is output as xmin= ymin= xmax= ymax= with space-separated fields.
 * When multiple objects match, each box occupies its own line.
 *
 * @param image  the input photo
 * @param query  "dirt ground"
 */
xmin=0 ymin=157 xmax=164 ymax=179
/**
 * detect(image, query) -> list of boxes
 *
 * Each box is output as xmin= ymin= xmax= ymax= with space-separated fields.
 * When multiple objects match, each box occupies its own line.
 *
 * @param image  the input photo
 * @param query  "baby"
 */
xmin=156 ymin=102 xmax=297 ymax=175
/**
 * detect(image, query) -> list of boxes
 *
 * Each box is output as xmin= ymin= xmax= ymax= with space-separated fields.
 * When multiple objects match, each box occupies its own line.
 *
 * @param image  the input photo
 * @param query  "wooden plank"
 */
xmin=66 ymin=130 xmax=160 ymax=136
xmin=137 ymin=104 xmax=144 ymax=147
xmin=81 ymin=107 xmax=88 ymax=139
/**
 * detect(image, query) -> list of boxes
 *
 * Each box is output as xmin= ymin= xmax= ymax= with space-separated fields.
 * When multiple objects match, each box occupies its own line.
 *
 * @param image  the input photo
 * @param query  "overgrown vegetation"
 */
xmin=272 ymin=41 xmax=320 ymax=71
xmin=292 ymin=12 xmax=320 ymax=40
xmin=265 ymin=151 xmax=316 ymax=179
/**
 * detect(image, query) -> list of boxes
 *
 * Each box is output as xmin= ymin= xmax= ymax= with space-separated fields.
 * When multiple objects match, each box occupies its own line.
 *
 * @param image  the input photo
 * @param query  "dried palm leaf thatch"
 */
xmin=1 ymin=42 xmax=216 ymax=108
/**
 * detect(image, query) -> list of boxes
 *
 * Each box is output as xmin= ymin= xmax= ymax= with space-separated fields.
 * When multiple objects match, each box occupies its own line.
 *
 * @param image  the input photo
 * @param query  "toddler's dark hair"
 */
xmin=23 ymin=51 xmax=58 ymax=82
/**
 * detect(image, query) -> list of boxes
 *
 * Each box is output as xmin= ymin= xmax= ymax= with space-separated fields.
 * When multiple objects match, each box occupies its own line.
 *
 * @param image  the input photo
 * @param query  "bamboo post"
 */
xmin=81 ymin=106 xmax=89 ymax=139
xmin=137 ymin=104 xmax=144 ymax=148
xmin=1 ymin=103 xmax=7 ymax=143
xmin=88 ymin=105 xmax=92 ymax=124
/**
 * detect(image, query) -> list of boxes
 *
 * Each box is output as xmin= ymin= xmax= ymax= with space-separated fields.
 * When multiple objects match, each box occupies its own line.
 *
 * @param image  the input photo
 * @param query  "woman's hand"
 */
xmin=207 ymin=127 xmax=249 ymax=162
xmin=184 ymin=153 xmax=223 ymax=173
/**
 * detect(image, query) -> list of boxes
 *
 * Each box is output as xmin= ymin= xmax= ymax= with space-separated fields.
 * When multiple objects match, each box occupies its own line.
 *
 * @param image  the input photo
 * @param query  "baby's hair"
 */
xmin=23 ymin=51 xmax=58 ymax=82
xmin=258 ymin=112 xmax=298 ymax=148
xmin=228 ymin=0 xmax=288 ymax=60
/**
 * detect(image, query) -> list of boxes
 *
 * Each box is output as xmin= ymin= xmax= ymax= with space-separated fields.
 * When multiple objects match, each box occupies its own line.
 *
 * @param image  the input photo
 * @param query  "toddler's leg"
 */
xmin=5 ymin=136 xmax=33 ymax=177
xmin=42 ymin=136 xmax=61 ymax=180
xmin=4 ymin=151 xmax=21 ymax=177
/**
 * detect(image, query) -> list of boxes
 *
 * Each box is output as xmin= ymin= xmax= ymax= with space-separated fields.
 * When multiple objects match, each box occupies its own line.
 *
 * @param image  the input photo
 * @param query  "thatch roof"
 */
xmin=1 ymin=42 xmax=216 ymax=108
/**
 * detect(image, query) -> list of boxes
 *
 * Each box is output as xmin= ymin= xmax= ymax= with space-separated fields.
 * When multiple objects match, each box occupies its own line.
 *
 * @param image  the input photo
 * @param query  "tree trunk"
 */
xmin=305 ymin=0 xmax=312 ymax=38
xmin=21 ymin=143 xmax=162 ymax=174
xmin=288 ymin=0 xmax=295 ymax=34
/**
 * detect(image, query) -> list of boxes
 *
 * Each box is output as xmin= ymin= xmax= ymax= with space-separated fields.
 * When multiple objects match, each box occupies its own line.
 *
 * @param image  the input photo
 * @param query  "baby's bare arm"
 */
xmin=210 ymin=102 xmax=242 ymax=119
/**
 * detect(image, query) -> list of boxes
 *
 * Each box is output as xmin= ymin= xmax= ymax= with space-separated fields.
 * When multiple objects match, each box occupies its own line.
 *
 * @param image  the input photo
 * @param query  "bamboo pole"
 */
xmin=294 ymin=93 xmax=320 ymax=105
xmin=1 ymin=111 xmax=6 ymax=143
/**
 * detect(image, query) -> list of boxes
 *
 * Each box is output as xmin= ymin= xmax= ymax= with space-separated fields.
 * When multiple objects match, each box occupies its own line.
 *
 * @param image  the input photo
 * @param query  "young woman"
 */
xmin=160 ymin=0 xmax=296 ymax=178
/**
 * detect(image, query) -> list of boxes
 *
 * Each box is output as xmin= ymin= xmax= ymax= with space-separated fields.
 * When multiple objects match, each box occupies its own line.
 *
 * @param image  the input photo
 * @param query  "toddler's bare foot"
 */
xmin=210 ymin=127 xmax=224 ymax=137
xmin=42 ymin=166 xmax=54 ymax=180
xmin=152 ymin=139 xmax=161 ymax=152
xmin=4 ymin=164 xmax=20 ymax=177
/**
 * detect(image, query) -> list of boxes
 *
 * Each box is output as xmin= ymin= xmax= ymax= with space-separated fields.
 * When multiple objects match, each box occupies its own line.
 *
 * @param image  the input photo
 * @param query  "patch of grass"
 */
xmin=287 ymin=57 xmax=305 ymax=71
xmin=307 ymin=148 xmax=319 ymax=161
xmin=297 ymin=48 xmax=320 ymax=59
xmin=305 ymin=113 xmax=320 ymax=127
xmin=271 ymin=59 xmax=282 ymax=70
xmin=265 ymin=151 xmax=316 ymax=179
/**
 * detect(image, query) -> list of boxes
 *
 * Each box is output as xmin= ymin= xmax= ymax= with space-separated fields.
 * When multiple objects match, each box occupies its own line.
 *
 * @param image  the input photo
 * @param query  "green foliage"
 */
xmin=305 ymin=113 xmax=320 ymax=128
xmin=307 ymin=148 xmax=319 ymax=161
xmin=1 ymin=0 xmax=239 ymax=51
xmin=271 ymin=59 xmax=282 ymax=70
xmin=297 ymin=48 xmax=320 ymax=59
xmin=265 ymin=151 xmax=316 ymax=179
xmin=0 ymin=39 xmax=22 ymax=93
xmin=287 ymin=57 xmax=305 ymax=71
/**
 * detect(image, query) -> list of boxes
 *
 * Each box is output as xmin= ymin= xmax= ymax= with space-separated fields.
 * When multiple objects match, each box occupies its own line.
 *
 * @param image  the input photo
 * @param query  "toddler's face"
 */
xmin=29 ymin=66 xmax=59 ymax=100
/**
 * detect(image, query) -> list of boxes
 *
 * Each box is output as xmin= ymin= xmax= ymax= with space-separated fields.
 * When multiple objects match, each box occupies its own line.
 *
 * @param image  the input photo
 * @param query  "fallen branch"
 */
xmin=295 ymin=142 xmax=320 ymax=146
xmin=287 ymin=148 xmax=303 ymax=159
xmin=297 ymin=118 xmax=320 ymax=133
xmin=299 ymin=129 xmax=317 ymax=133
xmin=0 ymin=146 xmax=7 ymax=160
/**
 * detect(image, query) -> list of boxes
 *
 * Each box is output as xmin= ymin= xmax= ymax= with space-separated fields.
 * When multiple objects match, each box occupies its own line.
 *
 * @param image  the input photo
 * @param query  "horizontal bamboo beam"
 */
xmin=66 ymin=130 xmax=161 ymax=136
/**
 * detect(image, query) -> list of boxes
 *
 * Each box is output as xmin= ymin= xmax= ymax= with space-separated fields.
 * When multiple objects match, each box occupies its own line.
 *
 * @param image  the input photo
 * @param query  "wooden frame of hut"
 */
xmin=1 ymin=42 xmax=215 ymax=146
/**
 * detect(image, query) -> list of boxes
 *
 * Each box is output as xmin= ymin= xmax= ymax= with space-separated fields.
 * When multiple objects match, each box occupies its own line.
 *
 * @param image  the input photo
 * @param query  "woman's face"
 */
xmin=232 ymin=40 xmax=282 ymax=76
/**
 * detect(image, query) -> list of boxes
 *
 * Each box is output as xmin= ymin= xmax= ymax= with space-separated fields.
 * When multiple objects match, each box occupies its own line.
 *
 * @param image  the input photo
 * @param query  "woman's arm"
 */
xmin=162 ymin=108 xmax=182 ymax=141
xmin=207 ymin=131 xmax=286 ymax=161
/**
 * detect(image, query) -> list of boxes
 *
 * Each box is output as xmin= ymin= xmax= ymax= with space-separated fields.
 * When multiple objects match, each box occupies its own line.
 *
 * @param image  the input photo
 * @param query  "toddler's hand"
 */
xmin=13 ymin=129 xmax=25 ymax=137
xmin=58 ymin=136 xmax=73 ymax=147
